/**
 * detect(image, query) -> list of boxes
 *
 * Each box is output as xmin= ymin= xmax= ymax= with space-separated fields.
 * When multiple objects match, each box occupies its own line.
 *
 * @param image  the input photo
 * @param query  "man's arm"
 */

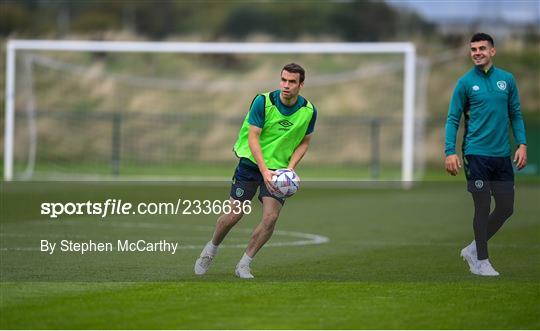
xmin=508 ymin=75 xmax=527 ymax=169
xmin=287 ymin=134 xmax=313 ymax=171
xmin=445 ymin=80 xmax=466 ymax=176
xmin=247 ymin=125 xmax=277 ymax=192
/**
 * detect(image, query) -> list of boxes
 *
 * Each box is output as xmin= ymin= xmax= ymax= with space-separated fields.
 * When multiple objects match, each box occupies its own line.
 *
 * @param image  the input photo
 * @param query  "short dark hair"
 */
xmin=281 ymin=63 xmax=305 ymax=83
xmin=470 ymin=33 xmax=495 ymax=47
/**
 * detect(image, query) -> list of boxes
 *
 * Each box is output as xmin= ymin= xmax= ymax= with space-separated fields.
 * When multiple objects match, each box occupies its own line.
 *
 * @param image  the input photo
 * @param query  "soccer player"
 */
xmin=194 ymin=63 xmax=317 ymax=279
xmin=445 ymin=33 xmax=527 ymax=276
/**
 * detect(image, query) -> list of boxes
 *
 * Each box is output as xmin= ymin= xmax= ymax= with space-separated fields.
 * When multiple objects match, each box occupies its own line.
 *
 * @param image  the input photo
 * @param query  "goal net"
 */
xmin=4 ymin=40 xmax=428 ymax=184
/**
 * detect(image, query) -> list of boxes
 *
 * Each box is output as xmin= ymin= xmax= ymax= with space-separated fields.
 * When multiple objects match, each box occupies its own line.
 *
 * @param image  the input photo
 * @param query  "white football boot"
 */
xmin=460 ymin=241 xmax=478 ymax=274
xmin=194 ymin=247 xmax=215 ymax=275
xmin=474 ymin=259 xmax=500 ymax=276
xmin=235 ymin=264 xmax=254 ymax=279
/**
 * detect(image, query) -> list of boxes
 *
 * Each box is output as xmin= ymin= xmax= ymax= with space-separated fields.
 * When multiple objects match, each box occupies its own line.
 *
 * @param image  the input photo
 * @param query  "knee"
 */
xmin=262 ymin=211 xmax=279 ymax=223
xmin=220 ymin=211 xmax=243 ymax=226
xmin=261 ymin=221 xmax=276 ymax=233
xmin=261 ymin=212 xmax=279 ymax=230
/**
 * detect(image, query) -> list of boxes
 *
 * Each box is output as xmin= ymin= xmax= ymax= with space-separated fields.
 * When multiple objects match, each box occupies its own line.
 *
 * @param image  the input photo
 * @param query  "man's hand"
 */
xmin=514 ymin=144 xmax=527 ymax=170
xmin=262 ymin=168 xmax=279 ymax=194
xmin=285 ymin=167 xmax=296 ymax=175
xmin=286 ymin=167 xmax=300 ymax=182
xmin=445 ymin=154 xmax=461 ymax=176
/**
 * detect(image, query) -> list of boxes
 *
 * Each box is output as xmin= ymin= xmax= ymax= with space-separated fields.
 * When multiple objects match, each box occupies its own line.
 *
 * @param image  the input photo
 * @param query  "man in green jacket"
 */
xmin=445 ymin=33 xmax=527 ymax=276
xmin=194 ymin=63 xmax=317 ymax=279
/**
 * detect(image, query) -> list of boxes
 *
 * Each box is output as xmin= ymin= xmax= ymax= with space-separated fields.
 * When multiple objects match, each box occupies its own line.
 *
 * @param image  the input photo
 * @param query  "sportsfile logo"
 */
xmin=40 ymin=198 xmax=252 ymax=219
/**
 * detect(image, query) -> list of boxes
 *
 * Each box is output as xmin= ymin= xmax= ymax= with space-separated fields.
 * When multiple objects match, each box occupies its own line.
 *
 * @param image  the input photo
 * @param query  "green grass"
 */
xmin=13 ymin=161 xmax=540 ymax=182
xmin=1 ymin=181 xmax=539 ymax=329
xmin=2 ymin=282 xmax=538 ymax=329
xmin=22 ymin=161 xmax=404 ymax=180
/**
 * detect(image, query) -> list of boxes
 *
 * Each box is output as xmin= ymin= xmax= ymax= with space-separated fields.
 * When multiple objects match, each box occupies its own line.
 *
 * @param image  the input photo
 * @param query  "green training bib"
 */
xmin=233 ymin=92 xmax=314 ymax=169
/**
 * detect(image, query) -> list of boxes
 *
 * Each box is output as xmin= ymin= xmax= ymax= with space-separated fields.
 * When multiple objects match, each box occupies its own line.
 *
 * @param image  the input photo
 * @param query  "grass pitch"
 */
xmin=1 ymin=181 xmax=539 ymax=329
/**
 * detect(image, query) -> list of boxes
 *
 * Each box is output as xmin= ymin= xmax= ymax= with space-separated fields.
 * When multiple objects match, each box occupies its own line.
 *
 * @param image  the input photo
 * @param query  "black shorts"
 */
xmin=229 ymin=161 xmax=285 ymax=205
xmin=464 ymin=155 xmax=514 ymax=194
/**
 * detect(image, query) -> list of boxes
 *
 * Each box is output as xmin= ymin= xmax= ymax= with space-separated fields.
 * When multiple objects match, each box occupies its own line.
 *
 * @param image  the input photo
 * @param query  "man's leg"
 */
xmin=462 ymin=155 xmax=492 ymax=261
xmin=470 ymin=157 xmax=514 ymax=276
xmin=487 ymin=157 xmax=515 ymax=240
xmin=235 ymin=197 xmax=282 ymax=278
xmin=471 ymin=191 xmax=491 ymax=261
xmin=194 ymin=205 xmax=244 ymax=275
xmin=212 ymin=198 xmax=245 ymax=245
xmin=246 ymin=197 xmax=282 ymax=257
xmin=469 ymin=191 xmax=499 ymax=276
xmin=462 ymin=155 xmax=500 ymax=276
xmin=195 ymin=162 xmax=257 ymax=275
xmin=487 ymin=191 xmax=514 ymax=240
xmin=471 ymin=192 xmax=499 ymax=276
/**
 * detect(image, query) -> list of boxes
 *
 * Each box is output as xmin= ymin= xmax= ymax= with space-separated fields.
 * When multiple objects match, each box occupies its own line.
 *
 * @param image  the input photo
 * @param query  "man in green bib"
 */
xmin=194 ymin=63 xmax=317 ymax=279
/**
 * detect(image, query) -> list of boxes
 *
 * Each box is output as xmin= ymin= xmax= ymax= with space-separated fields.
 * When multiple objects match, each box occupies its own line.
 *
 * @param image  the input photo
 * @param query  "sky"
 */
xmin=387 ymin=0 xmax=540 ymax=24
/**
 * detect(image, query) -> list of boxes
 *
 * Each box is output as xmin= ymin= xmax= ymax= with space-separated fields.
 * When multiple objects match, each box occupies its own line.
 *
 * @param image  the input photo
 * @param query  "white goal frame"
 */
xmin=4 ymin=40 xmax=416 ymax=185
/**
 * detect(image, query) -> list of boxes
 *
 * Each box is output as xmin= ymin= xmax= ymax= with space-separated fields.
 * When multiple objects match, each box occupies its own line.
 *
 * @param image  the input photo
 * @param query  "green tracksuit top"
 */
xmin=445 ymin=65 xmax=527 ymax=157
xmin=233 ymin=91 xmax=315 ymax=169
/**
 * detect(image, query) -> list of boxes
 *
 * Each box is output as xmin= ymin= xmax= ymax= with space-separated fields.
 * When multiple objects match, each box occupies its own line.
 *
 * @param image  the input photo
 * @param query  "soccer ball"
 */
xmin=272 ymin=169 xmax=300 ymax=198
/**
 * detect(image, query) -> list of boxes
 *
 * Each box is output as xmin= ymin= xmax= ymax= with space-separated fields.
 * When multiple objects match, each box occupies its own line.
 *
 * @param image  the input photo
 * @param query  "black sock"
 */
xmin=487 ymin=191 xmax=514 ymax=240
xmin=472 ymin=191 xmax=491 ymax=260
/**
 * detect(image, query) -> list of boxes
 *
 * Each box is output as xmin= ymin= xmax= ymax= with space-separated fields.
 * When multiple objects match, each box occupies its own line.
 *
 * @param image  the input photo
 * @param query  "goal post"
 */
xmin=4 ymin=40 xmax=417 ymax=185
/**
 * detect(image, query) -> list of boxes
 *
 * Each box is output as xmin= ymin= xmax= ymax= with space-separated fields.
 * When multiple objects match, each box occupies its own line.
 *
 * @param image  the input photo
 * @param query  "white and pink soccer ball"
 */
xmin=271 ymin=169 xmax=300 ymax=198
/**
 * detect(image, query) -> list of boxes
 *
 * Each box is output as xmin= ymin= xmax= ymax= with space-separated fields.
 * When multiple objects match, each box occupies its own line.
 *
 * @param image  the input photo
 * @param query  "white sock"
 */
xmin=205 ymin=241 xmax=218 ymax=256
xmin=238 ymin=252 xmax=252 ymax=266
